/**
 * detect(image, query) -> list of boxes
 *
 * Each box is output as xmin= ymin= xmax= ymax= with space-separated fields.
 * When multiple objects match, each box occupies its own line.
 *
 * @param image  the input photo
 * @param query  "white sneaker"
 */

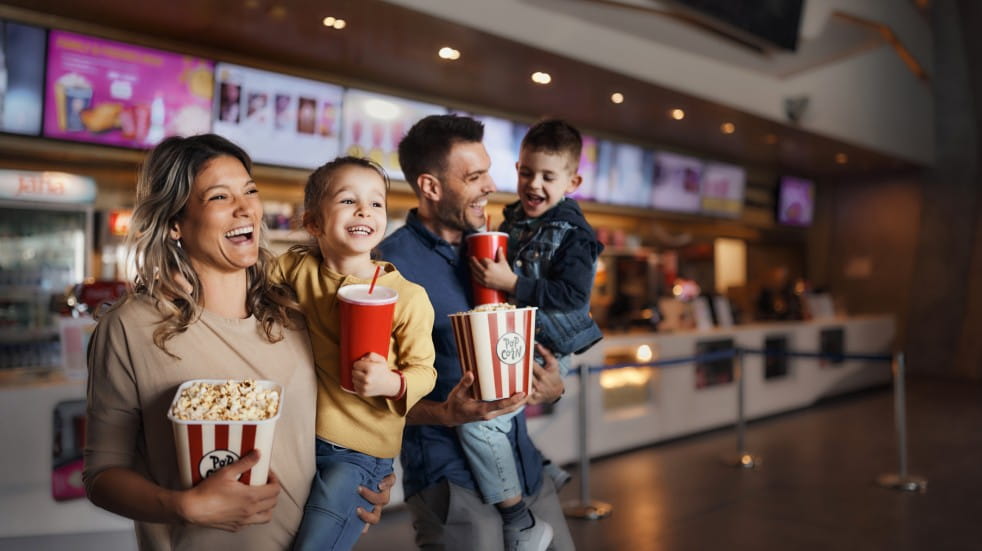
xmin=504 ymin=515 xmax=554 ymax=551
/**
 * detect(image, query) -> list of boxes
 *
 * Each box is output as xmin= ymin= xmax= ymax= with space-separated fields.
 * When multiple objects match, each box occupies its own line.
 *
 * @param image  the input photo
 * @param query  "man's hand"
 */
xmin=469 ymin=247 xmax=518 ymax=294
xmin=529 ymin=344 xmax=565 ymax=405
xmin=356 ymin=473 xmax=396 ymax=533
xmin=442 ymin=371 xmax=526 ymax=426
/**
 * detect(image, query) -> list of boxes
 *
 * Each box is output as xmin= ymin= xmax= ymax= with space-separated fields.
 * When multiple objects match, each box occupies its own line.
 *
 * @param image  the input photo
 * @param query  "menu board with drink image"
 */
xmin=650 ymin=151 xmax=704 ymax=213
xmin=477 ymin=114 xmax=518 ymax=193
xmin=43 ymin=30 xmax=213 ymax=148
xmin=592 ymin=141 xmax=652 ymax=206
xmin=212 ymin=63 xmax=343 ymax=169
xmin=699 ymin=162 xmax=745 ymax=217
xmin=341 ymin=89 xmax=446 ymax=182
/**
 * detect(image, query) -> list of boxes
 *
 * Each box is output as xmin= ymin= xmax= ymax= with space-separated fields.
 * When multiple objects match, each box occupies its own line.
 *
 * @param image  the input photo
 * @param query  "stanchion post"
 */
xmin=724 ymin=348 xmax=759 ymax=468
xmin=562 ymin=363 xmax=612 ymax=520
xmin=876 ymin=352 xmax=927 ymax=492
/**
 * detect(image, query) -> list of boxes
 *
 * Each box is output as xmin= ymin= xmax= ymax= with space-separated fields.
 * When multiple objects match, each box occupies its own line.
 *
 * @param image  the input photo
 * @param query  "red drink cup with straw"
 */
xmin=466 ymin=231 xmax=509 ymax=306
xmin=337 ymin=268 xmax=397 ymax=392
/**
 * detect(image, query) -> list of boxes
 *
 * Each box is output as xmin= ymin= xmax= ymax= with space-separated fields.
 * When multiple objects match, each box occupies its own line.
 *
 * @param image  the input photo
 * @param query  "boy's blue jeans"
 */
xmin=456 ymin=353 xmax=571 ymax=504
xmin=292 ymin=439 xmax=394 ymax=551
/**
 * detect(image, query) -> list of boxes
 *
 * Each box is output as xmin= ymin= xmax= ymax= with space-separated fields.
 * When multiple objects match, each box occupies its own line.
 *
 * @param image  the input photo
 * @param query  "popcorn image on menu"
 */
xmin=450 ymin=305 xmax=537 ymax=401
xmin=167 ymin=379 xmax=283 ymax=488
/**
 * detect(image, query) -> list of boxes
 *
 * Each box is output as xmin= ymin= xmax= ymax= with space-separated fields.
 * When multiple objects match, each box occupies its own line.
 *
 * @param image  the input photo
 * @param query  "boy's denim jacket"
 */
xmin=501 ymin=198 xmax=604 ymax=356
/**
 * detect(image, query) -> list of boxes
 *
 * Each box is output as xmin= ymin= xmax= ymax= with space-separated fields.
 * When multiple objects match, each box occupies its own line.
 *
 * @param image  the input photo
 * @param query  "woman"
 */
xmin=84 ymin=134 xmax=392 ymax=550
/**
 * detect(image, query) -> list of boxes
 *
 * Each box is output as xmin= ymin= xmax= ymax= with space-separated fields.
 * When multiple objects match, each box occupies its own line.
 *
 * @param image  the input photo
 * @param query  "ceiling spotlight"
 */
xmin=531 ymin=71 xmax=552 ymax=85
xmin=323 ymin=16 xmax=345 ymax=29
xmin=835 ymin=152 xmax=849 ymax=164
xmin=438 ymin=47 xmax=461 ymax=60
xmin=721 ymin=122 xmax=736 ymax=134
xmin=670 ymin=108 xmax=685 ymax=120
xmin=610 ymin=92 xmax=624 ymax=104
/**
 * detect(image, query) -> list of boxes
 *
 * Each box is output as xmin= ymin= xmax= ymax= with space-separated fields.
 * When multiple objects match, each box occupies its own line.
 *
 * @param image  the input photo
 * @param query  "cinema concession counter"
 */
xmin=0 ymin=315 xmax=893 ymax=537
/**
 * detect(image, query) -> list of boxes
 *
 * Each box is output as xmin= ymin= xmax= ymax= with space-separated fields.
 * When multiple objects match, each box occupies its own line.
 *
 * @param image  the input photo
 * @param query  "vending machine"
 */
xmin=0 ymin=169 xmax=94 ymax=373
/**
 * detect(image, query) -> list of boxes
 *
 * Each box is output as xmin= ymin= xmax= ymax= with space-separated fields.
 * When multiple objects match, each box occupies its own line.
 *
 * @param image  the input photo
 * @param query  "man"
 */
xmin=377 ymin=114 xmax=575 ymax=550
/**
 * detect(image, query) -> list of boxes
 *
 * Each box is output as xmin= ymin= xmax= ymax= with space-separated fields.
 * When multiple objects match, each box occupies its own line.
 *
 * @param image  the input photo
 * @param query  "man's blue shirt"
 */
xmin=377 ymin=209 xmax=544 ymax=499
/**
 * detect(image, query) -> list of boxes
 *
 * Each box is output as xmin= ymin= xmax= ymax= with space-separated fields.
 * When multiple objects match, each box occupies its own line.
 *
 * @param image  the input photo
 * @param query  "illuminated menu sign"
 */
xmin=43 ymin=30 xmax=213 ymax=148
xmin=212 ymin=63 xmax=343 ymax=169
xmin=699 ymin=162 xmax=745 ymax=217
xmin=0 ymin=169 xmax=96 ymax=203
xmin=1 ymin=21 xmax=46 ymax=135
xmin=650 ymin=151 xmax=703 ymax=213
xmin=341 ymin=89 xmax=445 ymax=182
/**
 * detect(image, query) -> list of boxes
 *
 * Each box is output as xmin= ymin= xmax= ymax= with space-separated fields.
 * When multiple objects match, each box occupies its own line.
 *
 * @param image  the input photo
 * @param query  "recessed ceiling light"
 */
xmin=531 ymin=71 xmax=552 ymax=85
xmin=438 ymin=47 xmax=461 ymax=60
xmin=721 ymin=122 xmax=735 ymax=134
xmin=835 ymin=152 xmax=848 ymax=164
xmin=323 ymin=16 xmax=345 ymax=29
xmin=670 ymin=108 xmax=685 ymax=120
xmin=610 ymin=92 xmax=624 ymax=104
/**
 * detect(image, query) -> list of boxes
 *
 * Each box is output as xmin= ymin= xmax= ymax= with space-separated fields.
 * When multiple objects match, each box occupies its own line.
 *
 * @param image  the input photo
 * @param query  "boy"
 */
xmin=466 ymin=119 xmax=604 ymax=551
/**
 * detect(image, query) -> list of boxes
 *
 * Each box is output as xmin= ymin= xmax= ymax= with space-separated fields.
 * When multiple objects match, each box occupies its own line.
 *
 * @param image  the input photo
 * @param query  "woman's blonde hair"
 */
xmin=123 ymin=134 xmax=299 ymax=354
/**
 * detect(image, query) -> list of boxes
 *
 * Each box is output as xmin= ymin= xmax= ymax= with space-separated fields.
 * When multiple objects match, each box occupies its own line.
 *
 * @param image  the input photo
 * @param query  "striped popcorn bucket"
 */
xmin=167 ymin=379 xmax=282 ymax=488
xmin=449 ymin=307 xmax=536 ymax=401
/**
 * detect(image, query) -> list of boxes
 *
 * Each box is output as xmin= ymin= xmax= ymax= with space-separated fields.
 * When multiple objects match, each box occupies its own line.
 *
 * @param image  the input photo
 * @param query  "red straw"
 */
xmin=368 ymin=265 xmax=381 ymax=294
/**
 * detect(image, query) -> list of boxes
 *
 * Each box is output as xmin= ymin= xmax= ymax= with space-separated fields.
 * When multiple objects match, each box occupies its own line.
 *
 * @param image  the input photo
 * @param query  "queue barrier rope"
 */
xmin=561 ymin=347 xmax=925 ymax=521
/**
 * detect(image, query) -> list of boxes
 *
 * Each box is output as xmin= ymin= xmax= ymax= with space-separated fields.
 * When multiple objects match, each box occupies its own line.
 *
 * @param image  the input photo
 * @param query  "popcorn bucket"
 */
xmin=449 ymin=307 xmax=536 ymax=401
xmin=167 ymin=379 xmax=282 ymax=488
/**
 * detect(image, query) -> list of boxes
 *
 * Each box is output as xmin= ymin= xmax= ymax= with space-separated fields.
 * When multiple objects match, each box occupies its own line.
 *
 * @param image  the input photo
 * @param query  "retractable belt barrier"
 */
xmin=561 ymin=347 xmax=925 ymax=522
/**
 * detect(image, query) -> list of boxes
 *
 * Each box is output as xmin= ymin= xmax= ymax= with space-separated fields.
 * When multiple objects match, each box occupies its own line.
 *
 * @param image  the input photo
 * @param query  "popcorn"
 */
xmin=170 ymin=379 xmax=280 ymax=421
xmin=466 ymin=303 xmax=518 ymax=314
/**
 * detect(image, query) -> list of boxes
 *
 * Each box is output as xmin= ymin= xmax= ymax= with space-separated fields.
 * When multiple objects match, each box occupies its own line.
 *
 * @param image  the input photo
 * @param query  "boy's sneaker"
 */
xmin=543 ymin=461 xmax=572 ymax=491
xmin=504 ymin=514 xmax=553 ymax=551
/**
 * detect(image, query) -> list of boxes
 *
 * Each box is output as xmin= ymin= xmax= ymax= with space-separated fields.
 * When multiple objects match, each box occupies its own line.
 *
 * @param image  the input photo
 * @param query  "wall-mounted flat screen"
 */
xmin=43 ymin=30 xmax=213 ymax=148
xmin=212 ymin=63 xmax=343 ymax=169
xmin=477 ymin=114 xmax=518 ymax=193
xmin=777 ymin=175 xmax=815 ymax=226
xmin=592 ymin=141 xmax=652 ymax=206
xmin=340 ymin=89 xmax=445 ymax=182
xmin=569 ymin=134 xmax=599 ymax=202
xmin=1 ymin=21 xmax=46 ymax=135
xmin=700 ymin=162 xmax=745 ymax=217
xmin=650 ymin=151 xmax=703 ymax=213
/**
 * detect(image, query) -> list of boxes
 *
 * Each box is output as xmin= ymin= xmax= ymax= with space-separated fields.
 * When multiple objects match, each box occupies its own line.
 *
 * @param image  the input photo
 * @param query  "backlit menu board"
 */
xmin=650 ymin=151 xmax=703 ymax=213
xmin=43 ymin=30 xmax=213 ymax=148
xmin=606 ymin=143 xmax=652 ymax=207
xmin=777 ymin=175 xmax=815 ymax=226
xmin=468 ymin=113 xmax=518 ymax=193
xmin=570 ymin=134 xmax=599 ymax=202
xmin=699 ymin=162 xmax=745 ymax=217
xmin=341 ymin=89 xmax=445 ymax=182
xmin=1 ymin=21 xmax=46 ymax=135
xmin=212 ymin=63 xmax=343 ymax=169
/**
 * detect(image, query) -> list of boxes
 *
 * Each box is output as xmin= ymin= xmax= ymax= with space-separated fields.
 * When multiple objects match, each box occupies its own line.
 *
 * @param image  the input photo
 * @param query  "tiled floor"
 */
xmin=3 ymin=377 xmax=979 ymax=550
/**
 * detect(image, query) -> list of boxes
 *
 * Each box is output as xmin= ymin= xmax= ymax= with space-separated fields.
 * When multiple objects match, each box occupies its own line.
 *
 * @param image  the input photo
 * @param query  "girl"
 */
xmin=272 ymin=157 xmax=437 ymax=551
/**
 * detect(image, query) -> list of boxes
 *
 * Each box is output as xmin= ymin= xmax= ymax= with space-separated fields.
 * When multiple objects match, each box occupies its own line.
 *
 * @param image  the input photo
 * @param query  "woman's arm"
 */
xmin=87 ymin=450 xmax=281 ymax=532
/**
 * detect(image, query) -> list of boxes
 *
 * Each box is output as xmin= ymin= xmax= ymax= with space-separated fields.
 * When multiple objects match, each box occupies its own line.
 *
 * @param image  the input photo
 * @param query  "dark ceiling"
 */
xmin=1 ymin=0 xmax=923 ymax=178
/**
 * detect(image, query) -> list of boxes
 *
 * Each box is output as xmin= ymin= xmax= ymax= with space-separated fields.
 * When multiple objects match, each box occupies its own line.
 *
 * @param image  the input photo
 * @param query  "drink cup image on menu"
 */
xmin=274 ymin=93 xmax=292 ymax=130
xmin=54 ymin=73 xmax=93 ymax=131
xmin=466 ymin=232 xmax=509 ymax=306
xmin=218 ymin=81 xmax=241 ymax=123
xmin=168 ymin=379 xmax=283 ymax=488
xmin=450 ymin=306 xmax=537 ymax=401
xmin=297 ymin=97 xmax=316 ymax=134
xmin=337 ymin=284 xmax=398 ymax=393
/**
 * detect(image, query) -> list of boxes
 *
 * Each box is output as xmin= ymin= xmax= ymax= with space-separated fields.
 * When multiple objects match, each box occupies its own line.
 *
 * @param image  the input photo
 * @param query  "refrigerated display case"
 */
xmin=0 ymin=170 xmax=94 ymax=373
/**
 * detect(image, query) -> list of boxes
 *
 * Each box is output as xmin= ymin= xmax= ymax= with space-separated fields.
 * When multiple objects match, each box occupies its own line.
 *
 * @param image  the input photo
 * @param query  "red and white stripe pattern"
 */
xmin=450 ymin=307 xmax=536 ymax=401
xmin=168 ymin=379 xmax=281 ymax=489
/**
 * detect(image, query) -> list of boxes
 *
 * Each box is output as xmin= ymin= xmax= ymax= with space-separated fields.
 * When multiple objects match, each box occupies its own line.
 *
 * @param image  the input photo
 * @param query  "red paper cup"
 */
xmin=167 ymin=379 xmax=282 ymax=489
xmin=449 ymin=306 xmax=536 ymax=401
xmin=466 ymin=232 xmax=509 ymax=306
xmin=337 ymin=284 xmax=398 ymax=393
